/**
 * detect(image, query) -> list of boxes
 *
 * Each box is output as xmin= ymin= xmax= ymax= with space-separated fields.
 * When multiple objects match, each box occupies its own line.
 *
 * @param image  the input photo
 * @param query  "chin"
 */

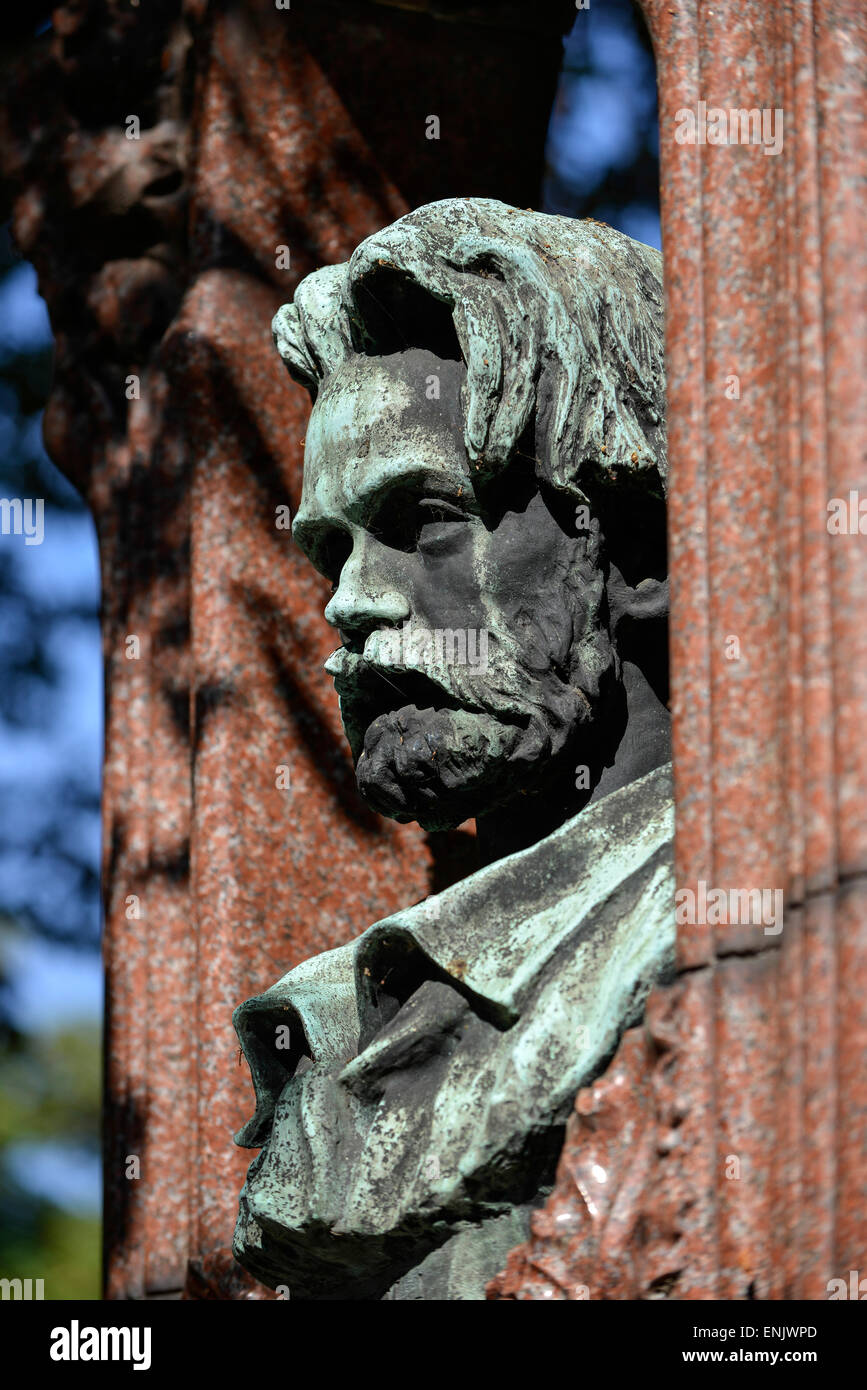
xmin=353 ymin=702 xmax=565 ymax=831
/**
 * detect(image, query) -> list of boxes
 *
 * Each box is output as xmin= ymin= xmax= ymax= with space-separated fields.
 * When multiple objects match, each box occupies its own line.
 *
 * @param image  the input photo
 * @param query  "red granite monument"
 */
xmin=1 ymin=0 xmax=863 ymax=1299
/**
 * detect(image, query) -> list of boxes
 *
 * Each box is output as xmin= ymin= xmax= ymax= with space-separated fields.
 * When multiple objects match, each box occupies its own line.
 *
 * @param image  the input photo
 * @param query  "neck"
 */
xmin=475 ymin=660 xmax=670 ymax=866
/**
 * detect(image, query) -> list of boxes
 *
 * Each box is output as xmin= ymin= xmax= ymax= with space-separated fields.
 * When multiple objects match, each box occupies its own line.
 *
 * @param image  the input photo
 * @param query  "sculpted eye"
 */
xmin=415 ymin=498 xmax=468 ymax=556
xmin=365 ymin=492 xmax=471 ymax=554
xmin=418 ymin=499 xmax=464 ymax=523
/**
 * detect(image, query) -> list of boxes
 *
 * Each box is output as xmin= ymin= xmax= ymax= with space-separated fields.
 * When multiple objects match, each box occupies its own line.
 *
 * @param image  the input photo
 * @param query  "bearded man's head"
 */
xmin=274 ymin=199 xmax=668 ymax=834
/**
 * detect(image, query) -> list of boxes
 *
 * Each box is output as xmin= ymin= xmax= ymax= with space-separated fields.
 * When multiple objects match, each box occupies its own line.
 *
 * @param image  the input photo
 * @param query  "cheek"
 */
xmin=410 ymin=528 xmax=487 ymax=629
xmin=485 ymin=503 xmax=575 ymax=612
xmin=409 ymin=503 xmax=577 ymax=634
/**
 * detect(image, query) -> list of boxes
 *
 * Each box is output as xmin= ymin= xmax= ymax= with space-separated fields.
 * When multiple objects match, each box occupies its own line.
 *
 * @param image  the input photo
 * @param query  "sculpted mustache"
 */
xmin=324 ymin=647 xmax=488 ymax=713
xmin=323 ymin=649 xmax=582 ymax=739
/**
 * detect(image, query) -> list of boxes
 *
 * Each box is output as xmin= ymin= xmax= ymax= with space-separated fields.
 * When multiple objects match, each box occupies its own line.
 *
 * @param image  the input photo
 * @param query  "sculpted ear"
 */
xmin=605 ymin=569 xmax=669 ymax=708
xmin=606 ymin=571 xmax=669 ymax=634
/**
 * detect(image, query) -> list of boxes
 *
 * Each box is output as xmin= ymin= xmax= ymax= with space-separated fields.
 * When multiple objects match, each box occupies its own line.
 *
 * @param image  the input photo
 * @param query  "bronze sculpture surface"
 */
xmin=232 ymin=199 xmax=673 ymax=1299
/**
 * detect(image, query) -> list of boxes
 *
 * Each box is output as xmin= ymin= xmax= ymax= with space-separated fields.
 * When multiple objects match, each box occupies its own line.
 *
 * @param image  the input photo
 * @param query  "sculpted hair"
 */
xmin=272 ymin=197 xmax=666 ymax=503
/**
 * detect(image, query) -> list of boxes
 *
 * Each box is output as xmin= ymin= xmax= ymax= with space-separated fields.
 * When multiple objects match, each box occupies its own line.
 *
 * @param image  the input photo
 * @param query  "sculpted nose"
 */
xmin=323 ymin=535 xmax=409 ymax=639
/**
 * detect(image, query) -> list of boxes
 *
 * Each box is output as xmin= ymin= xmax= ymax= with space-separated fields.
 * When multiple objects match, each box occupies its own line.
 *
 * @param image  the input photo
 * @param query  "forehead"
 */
xmin=300 ymin=350 xmax=469 ymax=519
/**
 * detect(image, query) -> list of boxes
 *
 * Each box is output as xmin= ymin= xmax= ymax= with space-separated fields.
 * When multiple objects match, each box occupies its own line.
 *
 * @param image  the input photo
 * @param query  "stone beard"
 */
xmin=232 ymin=198 xmax=675 ymax=1299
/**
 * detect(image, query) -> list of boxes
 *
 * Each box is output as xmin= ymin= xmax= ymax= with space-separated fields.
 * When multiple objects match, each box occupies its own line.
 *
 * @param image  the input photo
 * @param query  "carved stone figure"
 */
xmin=232 ymin=198 xmax=674 ymax=1300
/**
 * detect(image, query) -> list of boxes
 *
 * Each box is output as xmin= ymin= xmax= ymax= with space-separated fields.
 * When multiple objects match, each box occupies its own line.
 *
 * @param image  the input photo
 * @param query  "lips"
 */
xmin=325 ymin=647 xmax=467 ymax=759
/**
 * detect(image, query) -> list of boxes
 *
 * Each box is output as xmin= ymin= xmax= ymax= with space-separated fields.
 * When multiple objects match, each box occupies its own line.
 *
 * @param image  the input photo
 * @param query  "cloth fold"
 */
xmin=232 ymin=761 xmax=675 ymax=1299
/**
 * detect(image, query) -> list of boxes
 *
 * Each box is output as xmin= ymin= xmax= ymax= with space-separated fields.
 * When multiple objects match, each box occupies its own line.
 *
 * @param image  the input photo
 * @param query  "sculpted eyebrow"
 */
xmin=363 ymin=478 xmax=476 ymax=552
xmin=292 ymin=515 xmax=351 ymax=579
xmin=293 ymin=466 xmax=474 ymax=568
